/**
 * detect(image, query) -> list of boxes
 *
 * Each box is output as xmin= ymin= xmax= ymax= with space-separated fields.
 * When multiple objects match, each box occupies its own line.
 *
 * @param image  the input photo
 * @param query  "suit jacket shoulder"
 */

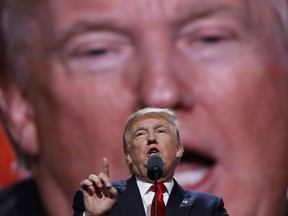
xmin=166 ymin=180 xmax=229 ymax=216
xmin=0 ymin=178 xmax=47 ymax=216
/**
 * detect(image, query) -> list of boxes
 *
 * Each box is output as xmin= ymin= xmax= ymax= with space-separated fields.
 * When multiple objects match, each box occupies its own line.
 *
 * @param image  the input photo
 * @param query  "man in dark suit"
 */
xmin=73 ymin=107 xmax=228 ymax=216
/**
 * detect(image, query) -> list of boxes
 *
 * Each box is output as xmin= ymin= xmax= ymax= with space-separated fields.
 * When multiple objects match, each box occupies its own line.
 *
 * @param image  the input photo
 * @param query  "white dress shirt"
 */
xmin=136 ymin=177 xmax=174 ymax=216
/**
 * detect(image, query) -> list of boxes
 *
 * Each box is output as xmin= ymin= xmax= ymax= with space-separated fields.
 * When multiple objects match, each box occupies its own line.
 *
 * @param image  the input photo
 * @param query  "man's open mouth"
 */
xmin=147 ymin=147 xmax=160 ymax=157
xmin=174 ymin=149 xmax=216 ymax=189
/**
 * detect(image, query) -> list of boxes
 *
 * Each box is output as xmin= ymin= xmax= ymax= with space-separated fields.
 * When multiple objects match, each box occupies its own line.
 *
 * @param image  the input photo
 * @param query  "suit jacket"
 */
xmin=0 ymin=178 xmax=47 ymax=216
xmin=73 ymin=175 xmax=229 ymax=216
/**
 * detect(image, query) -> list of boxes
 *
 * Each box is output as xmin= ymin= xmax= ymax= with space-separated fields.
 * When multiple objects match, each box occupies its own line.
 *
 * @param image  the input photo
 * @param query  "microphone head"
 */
xmin=147 ymin=154 xmax=163 ymax=180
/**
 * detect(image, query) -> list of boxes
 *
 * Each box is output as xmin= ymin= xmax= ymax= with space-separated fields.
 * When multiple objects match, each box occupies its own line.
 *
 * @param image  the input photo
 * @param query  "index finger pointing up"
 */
xmin=102 ymin=157 xmax=110 ymax=177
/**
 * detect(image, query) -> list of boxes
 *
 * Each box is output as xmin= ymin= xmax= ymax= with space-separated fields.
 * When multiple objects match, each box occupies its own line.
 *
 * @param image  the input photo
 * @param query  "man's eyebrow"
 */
xmin=172 ymin=3 xmax=251 ymax=27
xmin=154 ymin=124 xmax=166 ymax=129
xmin=52 ymin=20 xmax=133 ymax=50
xmin=133 ymin=123 xmax=166 ymax=132
xmin=135 ymin=126 xmax=147 ymax=131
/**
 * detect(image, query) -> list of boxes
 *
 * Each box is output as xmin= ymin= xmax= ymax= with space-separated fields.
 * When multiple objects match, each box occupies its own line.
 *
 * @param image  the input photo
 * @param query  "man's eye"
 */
xmin=75 ymin=46 xmax=112 ymax=58
xmin=200 ymin=35 xmax=225 ymax=44
xmin=157 ymin=129 xmax=167 ymax=133
xmin=58 ymin=31 xmax=134 ymax=75
xmin=84 ymin=48 xmax=108 ymax=56
xmin=135 ymin=131 xmax=146 ymax=137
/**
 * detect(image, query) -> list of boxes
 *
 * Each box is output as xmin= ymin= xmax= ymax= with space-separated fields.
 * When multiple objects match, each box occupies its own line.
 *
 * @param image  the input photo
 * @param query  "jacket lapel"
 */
xmin=165 ymin=179 xmax=194 ymax=216
xmin=116 ymin=176 xmax=146 ymax=216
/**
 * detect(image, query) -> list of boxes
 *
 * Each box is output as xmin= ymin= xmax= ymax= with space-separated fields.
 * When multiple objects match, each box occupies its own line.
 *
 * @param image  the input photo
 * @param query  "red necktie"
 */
xmin=150 ymin=183 xmax=167 ymax=216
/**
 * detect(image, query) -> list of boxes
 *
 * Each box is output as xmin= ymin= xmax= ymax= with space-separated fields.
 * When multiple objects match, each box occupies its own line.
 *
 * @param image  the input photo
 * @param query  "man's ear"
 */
xmin=176 ymin=143 xmax=184 ymax=158
xmin=0 ymin=85 xmax=38 ymax=157
xmin=125 ymin=151 xmax=132 ymax=165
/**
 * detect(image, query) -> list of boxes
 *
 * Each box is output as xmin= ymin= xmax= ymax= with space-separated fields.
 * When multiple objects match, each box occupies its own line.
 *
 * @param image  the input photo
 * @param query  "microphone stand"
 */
xmin=153 ymin=168 xmax=159 ymax=216
xmin=147 ymin=155 xmax=163 ymax=216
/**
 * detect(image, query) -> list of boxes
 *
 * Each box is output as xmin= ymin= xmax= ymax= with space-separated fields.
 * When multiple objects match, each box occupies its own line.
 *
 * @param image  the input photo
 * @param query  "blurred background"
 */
xmin=0 ymin=124 xmax=21 ymax=189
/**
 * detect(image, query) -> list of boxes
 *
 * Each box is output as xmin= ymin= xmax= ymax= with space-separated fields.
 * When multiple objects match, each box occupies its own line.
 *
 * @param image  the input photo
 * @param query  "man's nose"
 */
xmin=138 ymin=55 xmax=183 ymax=108
xmin=147 ymin=132 xmax=157 ymax=145
xmin=135 ymin=27 xmax=193 ymax=110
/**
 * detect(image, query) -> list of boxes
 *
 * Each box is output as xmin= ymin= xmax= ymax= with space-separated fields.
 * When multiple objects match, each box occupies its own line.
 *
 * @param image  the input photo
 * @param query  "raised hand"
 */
xmin=80 ymin=158 xmax=118 ymax=216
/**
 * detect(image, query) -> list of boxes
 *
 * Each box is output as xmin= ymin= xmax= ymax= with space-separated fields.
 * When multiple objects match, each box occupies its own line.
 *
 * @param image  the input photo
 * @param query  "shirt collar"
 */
xmin=136 ymin=176 xmax=174 ymax=196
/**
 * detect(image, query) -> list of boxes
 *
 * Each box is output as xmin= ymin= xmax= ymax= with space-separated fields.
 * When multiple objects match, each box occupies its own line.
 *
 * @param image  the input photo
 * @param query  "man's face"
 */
xmin=125 ymin=115 xmax=183 ymax=182
xmin=20 ymin=0 xmax=288 ymax=215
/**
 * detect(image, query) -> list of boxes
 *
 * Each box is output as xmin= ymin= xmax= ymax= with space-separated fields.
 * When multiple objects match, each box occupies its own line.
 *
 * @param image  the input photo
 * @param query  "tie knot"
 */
xmin=150 ymin=183 xmax=167 ymax=193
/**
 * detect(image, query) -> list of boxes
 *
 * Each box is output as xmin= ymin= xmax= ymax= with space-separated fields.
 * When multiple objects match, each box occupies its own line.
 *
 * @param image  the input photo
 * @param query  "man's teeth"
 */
xmin=149 ymin=152 xmax=159 ymax=156
xmin=174 ymin=168 xmax=209 ymax=186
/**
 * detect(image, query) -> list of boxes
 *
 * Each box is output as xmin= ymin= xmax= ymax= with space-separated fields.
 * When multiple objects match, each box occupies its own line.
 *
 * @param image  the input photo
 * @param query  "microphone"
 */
xmin=147 ymin=154 xmax=163 ymax=181
xmin=147 ymin=155 xmax=164 ymax=216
